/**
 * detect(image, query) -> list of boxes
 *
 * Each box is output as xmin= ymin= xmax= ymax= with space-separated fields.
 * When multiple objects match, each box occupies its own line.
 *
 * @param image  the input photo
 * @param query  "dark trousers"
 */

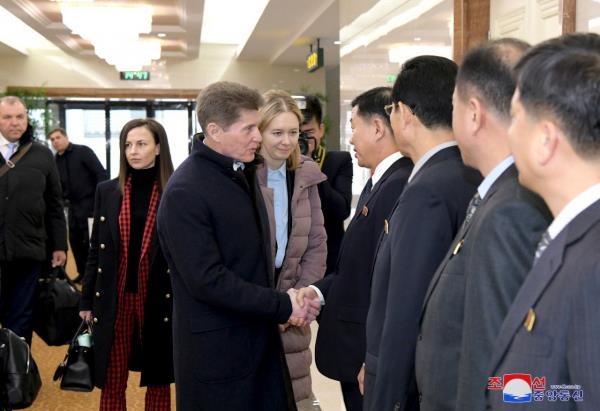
xmin=341 ymin=381 xmax=363 ymax=411
xmin=69 ymin=224 xmax=89 ymax=277
xmin=0 ymin=259 xmax=42 ymax=345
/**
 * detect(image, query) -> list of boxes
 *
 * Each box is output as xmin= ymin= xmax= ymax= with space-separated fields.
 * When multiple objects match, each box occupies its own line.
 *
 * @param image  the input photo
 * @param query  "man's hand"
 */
xmin=295 ymin=286 xmax=318 ymax=307
xmin=287 ymin=288 xmax=321 ymax=326
xmin=52 ymin=250 xmax=67 ymax=267
xmin=79 ymin=310 xmax=93 ymax=323
xmin=358 ymin=364 xmax=365 ymax=395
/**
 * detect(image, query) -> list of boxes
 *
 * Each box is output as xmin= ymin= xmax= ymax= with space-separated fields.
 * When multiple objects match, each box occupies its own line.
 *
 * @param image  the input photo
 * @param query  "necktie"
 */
xmin=463 ymin=192 xmax=482 ymax=227
xmin=356 ymin=178 xmax=373 ymax=212
xmin=534 ymin=230 xmax=552 ymax=262
xmin=4 ymin=142 xmax=16 ymax=161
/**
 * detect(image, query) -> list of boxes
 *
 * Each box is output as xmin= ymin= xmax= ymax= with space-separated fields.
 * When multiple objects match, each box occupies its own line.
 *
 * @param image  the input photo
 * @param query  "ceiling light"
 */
xmin=340 ymin=0 xmax=444 ymax=57
xmin=414 ymin=37 xmax=422 ymax=41
xmin=201 ymin=0 xmax=269 ymax=51
xmin=158 ymin=33 xmax=166 ymax=38
xmin=0 ymin=5 xmax=57 ymax=54
xmin=60 ymin=2 xmax=160 ymax=71
xmin=333 ymin=40 xmax=341 ymax=45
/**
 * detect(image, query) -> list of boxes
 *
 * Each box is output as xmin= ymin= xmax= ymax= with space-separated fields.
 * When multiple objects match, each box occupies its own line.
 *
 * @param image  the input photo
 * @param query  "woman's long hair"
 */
xmin=258 ymin=90 xmax=302 ymax=170
xmin=117 ymin=118 xmax=174 ymax=193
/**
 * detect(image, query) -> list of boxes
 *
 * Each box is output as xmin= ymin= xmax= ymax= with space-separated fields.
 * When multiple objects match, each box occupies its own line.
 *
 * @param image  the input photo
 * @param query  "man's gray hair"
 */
xmin=0 ymin=95 xmax=27 ymax=110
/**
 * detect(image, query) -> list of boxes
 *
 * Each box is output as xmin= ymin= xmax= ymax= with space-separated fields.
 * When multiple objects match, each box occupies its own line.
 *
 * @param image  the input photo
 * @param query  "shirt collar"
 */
xmin=0 ymin=133 xmax=18 ymax=148
xmin=372 ymin=152 xmax=403 ymax=186
xmin=477 ymin=156 xmax=514 ymax=199
xmin=267 ymin=162 xmax=286 ymax=178
xmin=408 ymin=141 xmax=457 ymax=183
xmin=547 ymin=183 xmax=600 ymax=240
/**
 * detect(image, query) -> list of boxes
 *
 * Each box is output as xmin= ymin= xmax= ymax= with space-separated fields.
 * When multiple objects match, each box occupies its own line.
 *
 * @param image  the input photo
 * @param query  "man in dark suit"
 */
xmin=49 ymin=127 xmax=107 ymax=282
xmin=297 ymin=87 xmax=412 ymax=411
xmin=487 ymin=33 xmax=600 ymax=410
xmin=300 ymin=95 xmax=353 ymax=275
xmin=362 ymin=56 xmax=481 ymax=411
xmin=415 ymin=39 xmax=552 ymax=411
xmin=0 ymin=96 xmax=67 ymax=345
xmin=157 ymin=82 xmax=320 ymax=411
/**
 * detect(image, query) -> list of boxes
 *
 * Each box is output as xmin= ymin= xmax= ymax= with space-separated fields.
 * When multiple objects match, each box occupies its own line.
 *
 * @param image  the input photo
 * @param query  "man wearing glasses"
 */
xmin=361 ymin=56 xmax=481 ymax=411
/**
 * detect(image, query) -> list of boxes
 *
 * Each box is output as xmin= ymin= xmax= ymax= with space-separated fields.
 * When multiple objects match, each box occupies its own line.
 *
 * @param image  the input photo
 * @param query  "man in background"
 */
xmin=415 ymin=39 xmax=551 ymax=411
xmin=49 ymin=127 xmax=107 ymax=282
xmin=300 ymin=95 xmax=353 ymax=275
xmin=0 ymin=96 xmax=67 ymax=345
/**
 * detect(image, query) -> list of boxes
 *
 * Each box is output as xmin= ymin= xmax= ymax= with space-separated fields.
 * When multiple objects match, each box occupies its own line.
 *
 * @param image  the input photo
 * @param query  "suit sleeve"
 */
xmin=568 ymin=261 xmax=600 ymax=409
xmin=372 ymin=185 xmax=454 ymax=410
xmin=295 ymin=184 xmax=327 ymax=288
xmin=455 ymin=200 xmax=549 ymax=411
xmin=319 ymin=152 xmax=353 ymax=221
xmin=80 ymin=184 xmax=103 ymax=311
xmin=157 ymin=186 xmax=292 ymax=324
xmin=44 ymin=148 xmax=68 ymax=252
xmin=83 ymin=146 xmax=108 ymax=184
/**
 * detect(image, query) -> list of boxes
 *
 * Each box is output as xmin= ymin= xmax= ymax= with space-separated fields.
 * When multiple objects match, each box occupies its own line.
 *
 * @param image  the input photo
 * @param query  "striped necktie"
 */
xmin=534 ymin=230 xmax=552 ymax=262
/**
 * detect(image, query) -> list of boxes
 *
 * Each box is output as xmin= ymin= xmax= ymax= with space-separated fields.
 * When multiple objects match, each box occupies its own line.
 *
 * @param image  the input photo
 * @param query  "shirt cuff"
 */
xmin=309 ymin=285 xmax=325 ymax=306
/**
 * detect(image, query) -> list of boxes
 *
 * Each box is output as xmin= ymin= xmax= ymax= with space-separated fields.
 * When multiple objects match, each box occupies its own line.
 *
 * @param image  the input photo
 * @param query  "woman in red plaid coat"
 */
xmin=80 ymin=118 xmax=175 ymax=411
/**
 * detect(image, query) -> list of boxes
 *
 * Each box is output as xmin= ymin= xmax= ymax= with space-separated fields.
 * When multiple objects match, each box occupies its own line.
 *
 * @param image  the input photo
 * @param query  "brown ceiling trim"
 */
xmin=6 ymin=86 xmax=201 ymax=100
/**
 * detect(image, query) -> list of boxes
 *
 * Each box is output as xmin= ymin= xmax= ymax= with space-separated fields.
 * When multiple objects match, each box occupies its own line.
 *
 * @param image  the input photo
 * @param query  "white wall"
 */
xmin=577 ymin=0 xmax=600 ymax=33
xmin=0 ymin=43 xmax=325 ymax=94
xmin=490 ymin=0 xmax=562 ymax=44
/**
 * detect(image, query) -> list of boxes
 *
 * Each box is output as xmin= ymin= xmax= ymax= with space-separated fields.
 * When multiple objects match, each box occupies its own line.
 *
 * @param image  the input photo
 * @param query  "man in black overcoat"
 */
xmin=157 ymin=81 xmax=320 ymax=411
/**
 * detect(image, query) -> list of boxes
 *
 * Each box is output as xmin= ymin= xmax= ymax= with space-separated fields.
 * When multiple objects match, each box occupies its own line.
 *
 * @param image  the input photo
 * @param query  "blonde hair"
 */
xmin=258 ymin=89 xmax=302 ymax=170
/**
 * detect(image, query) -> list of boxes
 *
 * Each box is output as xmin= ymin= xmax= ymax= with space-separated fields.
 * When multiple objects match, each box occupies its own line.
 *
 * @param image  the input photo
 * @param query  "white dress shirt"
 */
xmin=477 ymin=156 xmax=515 ymax=199
xmin=547 ymin=183 xmax=600 ymax=240
xmin=407 ymin=141 xmax=458 ymax=183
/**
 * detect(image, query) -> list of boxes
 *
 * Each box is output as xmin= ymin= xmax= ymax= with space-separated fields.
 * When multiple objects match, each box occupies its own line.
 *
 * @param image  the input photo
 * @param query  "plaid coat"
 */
xmin=80 ymin=179 xmax=174 ymax=388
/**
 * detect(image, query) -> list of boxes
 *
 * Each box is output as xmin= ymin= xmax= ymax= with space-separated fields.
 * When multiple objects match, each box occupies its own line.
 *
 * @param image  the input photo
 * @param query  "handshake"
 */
xmin=285 ymin=287 xmax=321 ymax=328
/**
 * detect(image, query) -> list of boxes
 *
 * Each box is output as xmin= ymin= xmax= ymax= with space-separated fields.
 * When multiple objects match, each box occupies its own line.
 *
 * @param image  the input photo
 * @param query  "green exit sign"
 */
xmin=386 ymin=74 xmax=397 ymax=83
xmin=120 ymin=71 xmax=150 ymax=81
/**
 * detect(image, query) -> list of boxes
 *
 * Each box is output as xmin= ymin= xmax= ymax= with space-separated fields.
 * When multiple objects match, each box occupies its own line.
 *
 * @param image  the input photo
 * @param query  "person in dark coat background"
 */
xmin=49 ymin=127 xmax=108 ymax=283
xmin=80 ymin=118 xmax=175 ymax=411
xmin=300 ymin=95 xmax=353 ymax=275
xmin=0 ymin=96 xmax=67 ymax=346
xmin=157 ymin=81 xmax=321 ymax=411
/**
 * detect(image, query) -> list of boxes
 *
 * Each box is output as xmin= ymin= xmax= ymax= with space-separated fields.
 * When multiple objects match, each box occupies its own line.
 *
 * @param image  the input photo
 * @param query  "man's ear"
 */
xmin=469 ymin=97 xmax=485 ymax=136
xmin=206 ymin=123 xmax=221 ymax=142
xmin=536 ymin=120 xmax=560 ymax=167
xmin=372 ymin=117 xmax=386 ymax=141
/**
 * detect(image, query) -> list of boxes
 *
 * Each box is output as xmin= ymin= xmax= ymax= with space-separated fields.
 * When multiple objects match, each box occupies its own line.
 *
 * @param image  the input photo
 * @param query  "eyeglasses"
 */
xmin=384 ymin=103 xmax=396 ymax=116
xmin=384 ymin=101 xmax=415 ymax=116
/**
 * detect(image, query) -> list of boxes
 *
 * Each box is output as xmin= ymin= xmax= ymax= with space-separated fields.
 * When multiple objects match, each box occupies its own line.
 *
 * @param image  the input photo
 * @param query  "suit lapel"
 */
xmin=420 ymin=165 xmax=517 ymax=319
xmin=489 ymin=198 xmax=600 ymax=374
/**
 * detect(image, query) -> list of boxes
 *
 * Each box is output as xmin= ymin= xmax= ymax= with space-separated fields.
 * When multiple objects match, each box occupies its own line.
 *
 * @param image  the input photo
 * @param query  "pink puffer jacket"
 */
xmin=257 ymin=155 xmax=327 ymax=402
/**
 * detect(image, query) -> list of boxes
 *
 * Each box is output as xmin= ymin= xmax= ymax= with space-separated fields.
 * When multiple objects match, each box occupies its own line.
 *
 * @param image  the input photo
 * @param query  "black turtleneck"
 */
xmin=126 ymin=166 xmax=156 ymax=292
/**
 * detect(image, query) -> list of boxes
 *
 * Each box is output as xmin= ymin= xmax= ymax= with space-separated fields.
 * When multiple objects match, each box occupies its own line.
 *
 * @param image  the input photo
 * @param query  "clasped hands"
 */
xmin=284 ymin=287 xmax=321 ymax=330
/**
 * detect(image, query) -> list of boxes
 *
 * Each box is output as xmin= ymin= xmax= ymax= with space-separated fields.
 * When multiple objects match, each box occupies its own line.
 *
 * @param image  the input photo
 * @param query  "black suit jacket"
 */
xmin=80 ymin=179 xmax=174 ymax=387
xmin=415 ymin=164 xmax=551 ymax=411
xmin=487 ymin=198 xmax=600 ymax=410
xmin=157 ymin=142 xmax=295 ymax=411
xmin=55 ymin=143 xmax=107 ymax=228
xmin=319 ymin=150 xmax=353 ymax=274
xmin=364 ymin=146 xmax=481 ymax=411
xmin=314 ymin=157 xmax=413 ymax=382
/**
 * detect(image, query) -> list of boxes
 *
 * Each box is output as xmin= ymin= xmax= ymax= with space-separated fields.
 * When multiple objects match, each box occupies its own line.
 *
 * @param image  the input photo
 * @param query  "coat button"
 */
xmin=97 ymin=267 xmax=102 ymax=273
xmin=165 ymin=293 xmax=171 ymax=299
xmin=100 ymin=243 xmax=106 ymax=249
xmin=163 ymin=317 xmax=169 ymax=322
xmin=100 ymin=216 xmax=106 ymax=222
xmin=418 ymin=334 xmax=423 ymax=341
xmin=93 ymin=317 xmax=98 ymax=324
xmin=166 ymin=268 xmax=171 ymax=274
xmin=95 ymin=292 xmax=101 ymax=298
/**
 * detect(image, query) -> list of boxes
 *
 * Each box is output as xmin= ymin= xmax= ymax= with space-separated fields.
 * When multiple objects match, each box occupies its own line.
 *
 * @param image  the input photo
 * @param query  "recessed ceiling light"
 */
xmin=334 ymin=40 xmax=341 ymax=45
xmin=158 ymin=33 xmax=166 ymax=38
xmin=414 ymin=37 xmax=422 ymax=41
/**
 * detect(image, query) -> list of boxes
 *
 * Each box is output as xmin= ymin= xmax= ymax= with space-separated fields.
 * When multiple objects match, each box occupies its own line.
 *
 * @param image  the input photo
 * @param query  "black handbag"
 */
xmin=53 ymin=320 xmax=94 ymax=392
xmin=0 ymin=327 xmax=42 ymax=409
xmin=33 ymin=266 xmax=81 ymax=346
